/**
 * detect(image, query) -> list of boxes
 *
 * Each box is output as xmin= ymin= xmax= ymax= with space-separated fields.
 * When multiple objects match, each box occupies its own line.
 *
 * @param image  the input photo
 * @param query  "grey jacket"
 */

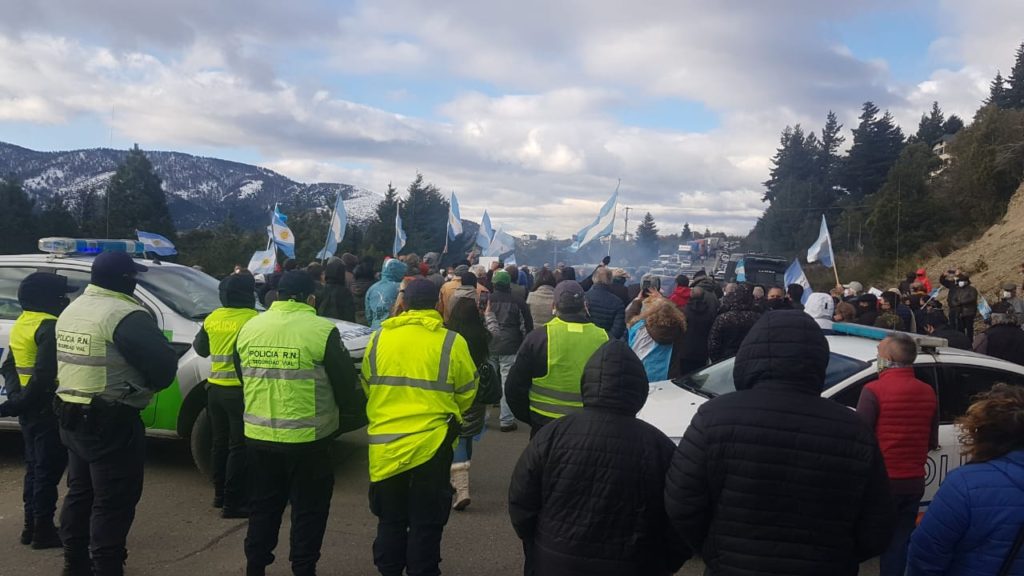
xmin=527 ymin=285 xmax=555 ymax=327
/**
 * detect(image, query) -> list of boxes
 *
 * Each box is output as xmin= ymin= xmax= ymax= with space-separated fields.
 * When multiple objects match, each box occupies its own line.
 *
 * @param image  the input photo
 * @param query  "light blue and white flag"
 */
xmin=393 ymin=210 xmax=407 ymax=256
xmin=270 ymin=204 xmax=295 ymax=258
xmin=247 ymin=248 xmax=277 ymax=275
xmin=316 ymin=192 xmax=348 ymax=260
xmin=784 ymin=259 xmax=812 ymax=304
xmin=807 ymin=214 xmax=835 ymax=268
xmin=735 ymin=258 xmax=746 ymax=283
xmin=484 ymin=228 xmax=516 ymax=258
xmin=505 ymin=253 xmax=517 ymax=267
xmin=476 ymin=210 xmax=495 ymax=251
xmin=448 ymin=192 xmax=463 ymax=240
xmin=978 ymin=295 xmax=992 ymax=320
xmin=136 ymin=230 xmax=177 ymax=256
xmin=567 ymin=186 xmax=618 ymax=253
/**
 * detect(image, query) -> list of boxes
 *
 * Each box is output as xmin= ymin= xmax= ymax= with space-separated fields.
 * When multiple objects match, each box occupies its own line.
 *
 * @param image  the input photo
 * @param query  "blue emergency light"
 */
xmin=39 ymin=237 xmax=146 ymax=256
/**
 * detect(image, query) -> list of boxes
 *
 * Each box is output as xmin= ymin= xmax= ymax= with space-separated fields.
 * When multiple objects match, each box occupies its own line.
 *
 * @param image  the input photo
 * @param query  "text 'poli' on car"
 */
xmin=637 ymin=322 xmax=1024 ymax=506
xmin=0 ymin=238 xmax=373 ymax=477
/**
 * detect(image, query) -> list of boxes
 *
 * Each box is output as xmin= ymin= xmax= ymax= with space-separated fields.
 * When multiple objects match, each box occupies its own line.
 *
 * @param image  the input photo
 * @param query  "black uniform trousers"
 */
xmin=207 ymin=384 xmax=248 ymax=508
xmin=244 ymin=443 xmax=334 ymax=576
xmin=59 ymin=411 xmax=145 ymax=576
xmin=20 ymin=413 xmax=68 ymax=522
xmin=369 ymin=442 xmax=454 ymax=576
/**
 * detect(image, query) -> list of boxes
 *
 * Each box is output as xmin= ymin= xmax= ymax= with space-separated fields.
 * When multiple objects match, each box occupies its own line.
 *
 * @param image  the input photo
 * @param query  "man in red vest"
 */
xmin=856 ymin=333 xmax=937 ymax=576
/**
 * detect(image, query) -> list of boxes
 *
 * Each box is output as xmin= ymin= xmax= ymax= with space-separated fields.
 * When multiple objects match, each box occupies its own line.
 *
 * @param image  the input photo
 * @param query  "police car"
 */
xmin=637 ymin=322 xmax=1024 ymax=505
xmin=0 ymin=238 xmax=374 ymax=477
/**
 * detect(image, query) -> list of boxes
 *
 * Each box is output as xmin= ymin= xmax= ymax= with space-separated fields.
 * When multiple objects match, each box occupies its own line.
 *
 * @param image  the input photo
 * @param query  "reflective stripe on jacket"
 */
xmin=11 ymin=311 xmax=57 ymax=388
xmin=361 ymin=309 xmax=477 ymax=482
xmin=237 ymin=300 xmax=339 ymax=443
xmin=56 ymin=284 xmax=150 ymax=408
xmin=529 ymin=317 xmax=608 ymax=419
xmin=204 ymin=307 xmax=258 ymax=386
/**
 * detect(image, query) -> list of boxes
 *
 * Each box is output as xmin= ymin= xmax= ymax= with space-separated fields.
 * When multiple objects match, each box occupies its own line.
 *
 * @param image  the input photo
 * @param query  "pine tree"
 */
xmin=1005 ymin=42 xmax=1024 ymax=109
xmin=943 ymin=115 xmax=965 ymax=135
xmin=915 ymin=101 xmax=946 ymax=146
xmin=105 ymin=144 xmax=176 ymax=239
xmin=635 ymin=213 xmax=659 ymax=259
xmin=681 ymin=222 xmax=692 ymax=241
xmin=841 ymin=101 xmax=905 ymax=202
xmin=73 ymin=186 xmax=107 ymax=236
xmin=818 ymin=110 xmax=845 ymax=189
xmin=401 ymin=173 xmax=449 ymax=255
xmin=365 ymin=182 xmax=399 ymax=254
xmin=0 ymin=177 xmax=36 ymax=254
xmin=986 ymin=71 xmax=1009 ymax=108
xmin=36 ymin=194 xmax=79 ymax=238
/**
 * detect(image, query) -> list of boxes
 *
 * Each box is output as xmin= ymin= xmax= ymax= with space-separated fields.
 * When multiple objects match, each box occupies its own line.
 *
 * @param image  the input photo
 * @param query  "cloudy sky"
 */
xmin=0 ymin=1 xmax=1021 ymax=236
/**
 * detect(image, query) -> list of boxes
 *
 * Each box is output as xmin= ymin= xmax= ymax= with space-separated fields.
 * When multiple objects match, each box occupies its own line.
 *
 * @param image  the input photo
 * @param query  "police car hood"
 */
xmin=636 ymin=381 xmax=707 ymax=442
xmin=332 ymin=320 xmax=374 ymax=357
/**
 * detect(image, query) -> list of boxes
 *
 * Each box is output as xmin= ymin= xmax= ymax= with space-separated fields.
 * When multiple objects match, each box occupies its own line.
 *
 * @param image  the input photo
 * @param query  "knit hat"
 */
xmin=404 ymin=278 xmax=439 ymax=309
xmin=460 ymin=272 xmax=477 ymax=287
xmin=277 ymin=271 xmax=316 ymax=300
xmin=553 ymin=280 xmax=585 ymax=312
xmin=493 ymin=270 xmax=511 ymax=286
xmin=454 ymin=264 xmax=470 ymax=276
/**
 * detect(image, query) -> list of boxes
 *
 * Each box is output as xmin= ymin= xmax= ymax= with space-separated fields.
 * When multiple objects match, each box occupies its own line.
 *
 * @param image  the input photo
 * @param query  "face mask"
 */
xmin=957 ymin=281 xmax=967 ymax=288
xmin=876 ymin=357 xmax=905 ymax=373
xmin=58 ymin=296 xmax=71 ymax=312
xmin=1003 ymin=291 xmax=1013 ymax=299
xmin=767 ymin=299 xmax=787 ymax=310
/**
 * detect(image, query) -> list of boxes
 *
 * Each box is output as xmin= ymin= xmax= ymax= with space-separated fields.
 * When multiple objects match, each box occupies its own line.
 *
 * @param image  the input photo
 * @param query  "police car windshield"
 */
xmin=675 ymin=352 xmax=870 ymax=397
xmin=135 ymin=265 xmax=223 ymax=320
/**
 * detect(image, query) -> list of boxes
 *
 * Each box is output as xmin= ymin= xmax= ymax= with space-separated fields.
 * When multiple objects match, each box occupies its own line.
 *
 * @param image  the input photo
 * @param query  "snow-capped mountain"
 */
xmin=0 ymin=142 xmax=382 ymax=230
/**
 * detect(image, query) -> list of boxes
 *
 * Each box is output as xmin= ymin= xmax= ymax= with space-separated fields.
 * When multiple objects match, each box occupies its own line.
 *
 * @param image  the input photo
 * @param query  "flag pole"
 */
xmin=607 ymin=178 xmax=621 ymax=258
xmin=827 ymin=217 xmax=841 ymax=289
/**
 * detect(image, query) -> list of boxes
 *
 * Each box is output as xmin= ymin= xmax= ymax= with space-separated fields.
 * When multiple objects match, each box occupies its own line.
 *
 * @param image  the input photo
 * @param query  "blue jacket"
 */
xmin=908 ymin=450 xmax=1024 ymax=576
xmin=365 ymin=259 xmax=408 ymax=329
xmin=627 ymin=321 xmax=672 ymax=382
xmin=585 ymin=284 xmax=626 ymax=340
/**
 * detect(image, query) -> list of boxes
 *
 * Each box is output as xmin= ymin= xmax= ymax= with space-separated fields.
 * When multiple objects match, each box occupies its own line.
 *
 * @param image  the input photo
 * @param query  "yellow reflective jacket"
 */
xmin=361 ymin=309 xmax=477 ymax=482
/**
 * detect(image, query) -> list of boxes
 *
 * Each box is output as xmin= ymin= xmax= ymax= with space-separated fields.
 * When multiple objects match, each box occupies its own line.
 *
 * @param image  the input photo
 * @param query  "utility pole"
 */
xmin=623 ymin=206 xmax=633 ymax=242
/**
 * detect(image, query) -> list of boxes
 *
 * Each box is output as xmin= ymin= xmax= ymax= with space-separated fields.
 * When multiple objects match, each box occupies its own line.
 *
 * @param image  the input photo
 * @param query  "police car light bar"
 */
xmin=831 ymin=322 xmax=948 ymax=350
xmin=39 ymin=237 xmax=146 ymax=256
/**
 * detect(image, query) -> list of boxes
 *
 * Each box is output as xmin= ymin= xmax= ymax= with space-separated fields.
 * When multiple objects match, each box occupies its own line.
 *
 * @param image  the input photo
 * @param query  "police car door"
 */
xmin=0 ymin=266 xmax=38 ymax=419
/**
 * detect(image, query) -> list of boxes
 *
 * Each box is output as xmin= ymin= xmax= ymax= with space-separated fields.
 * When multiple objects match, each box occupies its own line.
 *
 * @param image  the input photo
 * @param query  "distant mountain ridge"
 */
xmin=0 ymin=141 xmax=381 ymax=230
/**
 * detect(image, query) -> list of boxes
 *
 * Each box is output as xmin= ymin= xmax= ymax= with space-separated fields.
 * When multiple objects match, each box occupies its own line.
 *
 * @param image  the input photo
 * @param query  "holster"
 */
xmin=54 ymin=396 xmax=136 ymax=435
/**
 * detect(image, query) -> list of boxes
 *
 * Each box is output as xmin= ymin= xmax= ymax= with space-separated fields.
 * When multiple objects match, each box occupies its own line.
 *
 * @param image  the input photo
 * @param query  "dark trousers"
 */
xmin=369 ymin=444 xmax=454 ymax=576
xmin=208 ymin=385 xmax=248 ymax=508
xmin=959 ymin=314 xmax=976 ymax=342
xmin=879 ymin=491 xmax=923 ymax=576
xmin=59 ymin=415 xmax=145 ymax=576
xmin=20 ymin=414 xmax=68 ymax=523
xmin=244 ymin=444 xmax=334 ymax=576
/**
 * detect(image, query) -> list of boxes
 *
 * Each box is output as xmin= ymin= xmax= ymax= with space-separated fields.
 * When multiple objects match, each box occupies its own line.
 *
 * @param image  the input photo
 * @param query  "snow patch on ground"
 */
xmin=238 ymin=180 xmax=263 ymax=199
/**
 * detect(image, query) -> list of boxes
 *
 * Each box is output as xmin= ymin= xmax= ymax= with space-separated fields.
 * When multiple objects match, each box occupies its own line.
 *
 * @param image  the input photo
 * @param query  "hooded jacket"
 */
xmin=365 ymin=259 xmax=407 ymax=329
xmin=317 ymin=258 xmax=356 ymax=322
xmin=486 ymin=283 xmax=534 ymax=356
xmin=665 ymin=311 xmax=894 ymax=576
xmin=707 ymin=290 xmax=761 ymax=362
xmin=914 ymin=269 xmax=933 ymax=294
xmin=803 ymin=292 xmax=835 ymax=330
xmin=585 ymin=283 xmax=626 ymax=339
xmin=974 ymin=322 xmax=1024 ymax=366
xmin=509 ymin=341 xmax=689 ymax=576
xmin=669 ymin=285 xmax=692 ymax=309
xmin=690 ymin=274 xmax=720 ymax=313
xmin=680 ymin=296 xmax=715 ymax=372
xmin=908 ymin=451 xmax=1024 ymax=576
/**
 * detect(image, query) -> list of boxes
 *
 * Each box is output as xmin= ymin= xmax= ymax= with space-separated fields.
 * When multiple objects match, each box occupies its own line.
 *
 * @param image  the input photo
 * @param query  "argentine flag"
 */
xmin=567 ymin=187 xmax=618 ymax=253
xmin=784 ymin=259 xmax=812 ymax=304
xmin=316 ymin=193 xmax=348 ymax=260
xmin=448 ymin=192 xmax=463 ymax=240
xmin=136 ymin=230 xmax=177 ymax=256
xmin=476 ymin=210 xmax=495 ymax=251
xmin=807 ymin=215 xmax=835 ymax=268
xmin=393 ymin=210 xmax=407 ymax=256
xmin=484 ymin=228 xmax=516 ymax=258
xmin=270 ymin=204 xmax=296 ymax=259
xmin=247 ymin=248 xmax=277 ymax=275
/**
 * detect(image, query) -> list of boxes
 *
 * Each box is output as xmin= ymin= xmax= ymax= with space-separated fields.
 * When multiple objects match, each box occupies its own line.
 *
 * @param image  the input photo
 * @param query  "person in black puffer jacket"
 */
xmin=680 ymin=287 xmax=715 ymax=374
xmin=584 ymin=267 xmax=626 ymax=339
xmin=707 ymin=285 xmax=760 ymax=362
xmin=316 ymin=257 xmax=356 ymax=322
xmin=509 ymin=340 xmax=690 ymax=576
xmin=665 ymin=311 xmax=895 ymax=576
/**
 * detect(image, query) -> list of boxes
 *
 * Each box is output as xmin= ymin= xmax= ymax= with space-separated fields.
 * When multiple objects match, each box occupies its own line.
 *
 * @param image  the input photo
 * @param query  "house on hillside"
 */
xmin=931 ymin=134 xmax=957 ymax=176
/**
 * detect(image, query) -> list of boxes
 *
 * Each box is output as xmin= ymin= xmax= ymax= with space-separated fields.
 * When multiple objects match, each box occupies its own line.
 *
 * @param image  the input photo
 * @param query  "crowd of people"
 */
xmin=2 ymin=249 xmax=1023 ymax=575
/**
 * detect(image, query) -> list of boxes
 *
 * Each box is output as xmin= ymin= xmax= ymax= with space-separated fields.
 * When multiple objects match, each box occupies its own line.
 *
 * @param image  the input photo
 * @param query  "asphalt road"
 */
xmin=0 ymin=418 xmax=881 ymax=576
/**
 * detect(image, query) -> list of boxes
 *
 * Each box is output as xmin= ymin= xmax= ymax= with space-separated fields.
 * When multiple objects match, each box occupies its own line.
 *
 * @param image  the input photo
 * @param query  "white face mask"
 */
xmin=1003 ymin=291 xmax=1013 ymax=299
xmin=957 ymin=281 xmax=967 ymax=288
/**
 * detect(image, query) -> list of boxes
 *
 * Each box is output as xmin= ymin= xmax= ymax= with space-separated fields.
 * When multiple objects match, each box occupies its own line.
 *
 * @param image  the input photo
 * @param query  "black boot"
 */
xmin=92 ymin=550 xmax=127 ymax=576
xmin=20 ymin=514 xmax=33 ymax=546
xmin=62 ymin=547 xmax=91 ymax=576
xmin=31 ymin=517 xmax=63 ymax=550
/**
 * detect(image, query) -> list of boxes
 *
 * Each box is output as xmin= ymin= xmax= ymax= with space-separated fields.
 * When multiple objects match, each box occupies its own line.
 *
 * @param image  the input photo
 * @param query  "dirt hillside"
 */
xmin=920 ymin=182 xmax=1024 ymax=301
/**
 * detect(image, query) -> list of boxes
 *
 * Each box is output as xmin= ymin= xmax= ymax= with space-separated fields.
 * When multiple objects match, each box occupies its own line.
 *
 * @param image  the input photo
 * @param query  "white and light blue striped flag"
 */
xmin=807 ymin=215 xmax=835 ymax=268
xmin=484 ymin=228 xmax=516 ymax=258
xmin=316 ymin=192 xmax=348 ymax=260
xmin=136 ymin=230 xmax=177 ymax=256
xmin=393 ymin=210 xmax=407 ymax=256
xmin=567 ymin=186 xmax=618 ymax=253
xmin=476 ymin=210 xmax=495 ymax=251
xmin=270 ymin=204 xmax=296 ymax=259
xmin=247 ymin=248 xmax=277 ymax=275
xmin=784 ymin=259 xmax=812 ymax=304
xmin=448 ymin=192 xmax=463 ymax=240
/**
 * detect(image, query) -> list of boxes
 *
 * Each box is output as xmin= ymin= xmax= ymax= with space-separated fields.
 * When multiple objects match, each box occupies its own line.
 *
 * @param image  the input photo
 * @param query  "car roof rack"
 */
xmin=831 ymin=323 xmax=948 ymax=351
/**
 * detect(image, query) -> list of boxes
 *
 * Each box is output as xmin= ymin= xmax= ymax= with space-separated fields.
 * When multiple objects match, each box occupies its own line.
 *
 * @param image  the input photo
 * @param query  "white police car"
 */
xmin=637 ymin=322 xmax=1024 ymax=505
xmin=0 ymin=238 xmax=373 ymax=476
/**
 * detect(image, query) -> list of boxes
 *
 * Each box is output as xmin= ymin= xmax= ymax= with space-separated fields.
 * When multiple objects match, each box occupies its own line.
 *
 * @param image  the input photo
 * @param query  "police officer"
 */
xmin=0 ymin=273 xmax=75 ymax=550
xmin=505 ymin=280 xmax=609 ymax=436
xmin=362 ymin=279 xmax=477 ymax=576
xmin=236 ymin=271 xmax=358 ymax=576
xmin=193 ymin=273 xmax=258 ymax=517
xmin=55 ymin=252 xmax=178 ymax=576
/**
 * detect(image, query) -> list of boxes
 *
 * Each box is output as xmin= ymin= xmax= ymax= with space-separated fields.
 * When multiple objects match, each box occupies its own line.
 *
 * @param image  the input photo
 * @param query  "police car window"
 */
xmin=939 ymin=365 xmax=1024 ymax=424
xmin=0 ymin=267 xmax=36 ymax=320
xmin=135 ymin=265 xmax=222 ymax=320
xmin=832 ymin=365 xmax=938 ymax=408
xmin=675 ymin=352 xmax=868 ymax=398
xmin=55 ymin=270 xmax=90 ymax=300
